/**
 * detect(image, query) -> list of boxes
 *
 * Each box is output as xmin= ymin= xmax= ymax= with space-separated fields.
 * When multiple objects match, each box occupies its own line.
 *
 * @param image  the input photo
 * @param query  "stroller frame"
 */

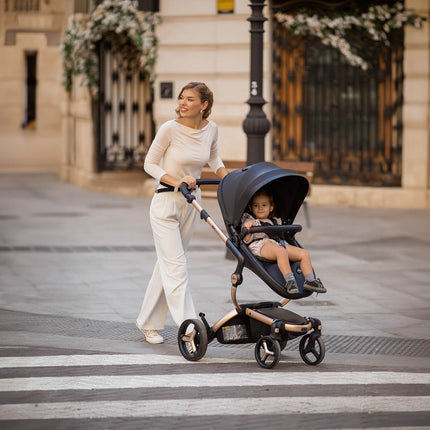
xmin=177 ymin=163 xmax=325 ymax=369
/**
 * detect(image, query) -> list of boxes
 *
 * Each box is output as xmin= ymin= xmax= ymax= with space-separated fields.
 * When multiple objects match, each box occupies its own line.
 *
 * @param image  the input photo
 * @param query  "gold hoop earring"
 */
xmin=200 ymin=109 xmax=204 ymax=114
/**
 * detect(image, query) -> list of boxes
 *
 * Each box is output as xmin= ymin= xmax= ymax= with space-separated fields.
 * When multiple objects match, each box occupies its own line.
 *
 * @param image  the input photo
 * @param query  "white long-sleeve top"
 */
xmin=144 ymin=119 xmax=224 ymax=182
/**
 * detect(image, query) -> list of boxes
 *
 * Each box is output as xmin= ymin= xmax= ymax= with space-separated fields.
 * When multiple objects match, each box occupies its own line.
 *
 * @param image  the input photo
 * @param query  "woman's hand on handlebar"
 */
xmin=179 ymin=176 xmax=197 ymax=189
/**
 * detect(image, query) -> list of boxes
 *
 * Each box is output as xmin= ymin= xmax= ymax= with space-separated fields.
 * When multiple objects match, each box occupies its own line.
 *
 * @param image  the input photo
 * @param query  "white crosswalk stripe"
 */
xmin=0 ymin=353 xmax=249 ymax=368
xmin=1 ymin=371 xmax=429 ymax=391
xmin=0 ymin=352 xmax=429 ymax=427
xmin=1 ymin=396 xmax=429 ymax=420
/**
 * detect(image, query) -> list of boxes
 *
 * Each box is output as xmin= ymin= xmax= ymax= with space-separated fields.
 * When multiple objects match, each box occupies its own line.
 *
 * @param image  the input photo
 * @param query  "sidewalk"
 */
xmin=1 ymin=173 xmax=430 ymax=367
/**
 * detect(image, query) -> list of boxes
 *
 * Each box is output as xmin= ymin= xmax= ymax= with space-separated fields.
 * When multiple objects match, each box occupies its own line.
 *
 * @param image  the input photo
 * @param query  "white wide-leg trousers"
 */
xmin=136 ymin=190 xmax=198 ymax=330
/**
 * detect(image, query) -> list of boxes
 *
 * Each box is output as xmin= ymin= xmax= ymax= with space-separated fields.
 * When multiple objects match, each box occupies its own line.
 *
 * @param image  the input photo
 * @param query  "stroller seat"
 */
xmin=217 ymin=162 xmax=314 ymax=300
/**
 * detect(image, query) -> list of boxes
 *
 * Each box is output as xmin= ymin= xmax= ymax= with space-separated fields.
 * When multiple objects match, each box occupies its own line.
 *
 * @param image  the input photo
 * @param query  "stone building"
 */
xmin=0 ymin=0 xmax=429 ymax=208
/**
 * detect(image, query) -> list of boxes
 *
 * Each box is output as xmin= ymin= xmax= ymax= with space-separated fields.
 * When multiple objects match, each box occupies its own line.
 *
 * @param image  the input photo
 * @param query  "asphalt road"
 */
xmin=0 ymin=173 xmax=429 ymax=429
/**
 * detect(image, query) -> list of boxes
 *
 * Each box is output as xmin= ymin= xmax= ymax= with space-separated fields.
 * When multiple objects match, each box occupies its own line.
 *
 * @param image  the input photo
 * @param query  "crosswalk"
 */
xmin=0 ymin=351 xmax=429 ymax=428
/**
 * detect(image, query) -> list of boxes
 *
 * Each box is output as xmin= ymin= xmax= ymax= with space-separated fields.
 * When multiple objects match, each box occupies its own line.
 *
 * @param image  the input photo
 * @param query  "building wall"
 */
xmin=0 ymin=0 xmax=429 ymax=208
xmin=402 ymin=0 xmax=430 ymax=196
xmin=153 ymin=0 xmax=272 ymax=162
xmin=0 ymin=0 xmax=69 ymax=172
xmin=288 ymin=0 xmax=430 ymax=208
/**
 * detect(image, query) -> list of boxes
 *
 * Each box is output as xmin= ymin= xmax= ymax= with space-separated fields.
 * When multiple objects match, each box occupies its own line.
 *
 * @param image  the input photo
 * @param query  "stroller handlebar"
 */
xmin=240 ymin=224 xmax=302 ymax=241
xmin=180 ymin=182 xmax=195 ymax=203
xmin=180 ymin=178 xmax=221 ymax=203
xmin=196 ymin=178 xmax=221 ymax=186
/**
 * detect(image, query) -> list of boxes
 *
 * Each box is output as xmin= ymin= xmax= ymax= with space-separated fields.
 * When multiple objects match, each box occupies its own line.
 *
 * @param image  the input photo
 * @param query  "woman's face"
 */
xmin=178 ymin=88 xmax=207 ymax=119
xmin=250 ymin=194 xmax=273 ymax=219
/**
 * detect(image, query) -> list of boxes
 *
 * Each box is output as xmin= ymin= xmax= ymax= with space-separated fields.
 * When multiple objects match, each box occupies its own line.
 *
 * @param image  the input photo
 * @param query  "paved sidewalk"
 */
xmin=1 ymin=173 xmax=430 ymax=368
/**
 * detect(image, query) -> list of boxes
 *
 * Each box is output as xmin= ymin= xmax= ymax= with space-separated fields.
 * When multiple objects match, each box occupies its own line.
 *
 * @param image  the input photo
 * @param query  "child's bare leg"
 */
xmin=260 ymin=242 xmax=291 ymax=275
xmin=285 ymin=245 xmax=312 ymax=275
xmin=286 ymin=244 xmax=326 ymax=293
xmin=260 ymin=243 xmax=298 ymax=294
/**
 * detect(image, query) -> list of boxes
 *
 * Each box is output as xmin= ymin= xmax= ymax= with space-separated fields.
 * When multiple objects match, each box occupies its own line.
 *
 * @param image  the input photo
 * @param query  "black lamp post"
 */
xmin=242 ymin=0 xmax=271 ymax=165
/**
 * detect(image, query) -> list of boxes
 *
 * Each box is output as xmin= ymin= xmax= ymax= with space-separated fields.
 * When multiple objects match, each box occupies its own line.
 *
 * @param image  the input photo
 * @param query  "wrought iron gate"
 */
xmin=97 ymin=41 xmax=153 ymax=171
xmin=272 ymin=20 xmax=404 ymax=186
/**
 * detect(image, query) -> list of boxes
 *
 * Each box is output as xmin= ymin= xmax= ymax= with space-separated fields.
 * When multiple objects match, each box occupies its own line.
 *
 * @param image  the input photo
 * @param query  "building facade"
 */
xmin=0 ymin=0 xmax=429 ymax=208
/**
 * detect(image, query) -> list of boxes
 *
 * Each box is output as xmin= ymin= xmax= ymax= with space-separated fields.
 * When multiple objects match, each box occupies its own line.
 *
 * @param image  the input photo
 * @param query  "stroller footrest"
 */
xmin=255 ymin=307 xmax=308 ymax=324
xmin=246 ymin=307 xmax=311 ymax=331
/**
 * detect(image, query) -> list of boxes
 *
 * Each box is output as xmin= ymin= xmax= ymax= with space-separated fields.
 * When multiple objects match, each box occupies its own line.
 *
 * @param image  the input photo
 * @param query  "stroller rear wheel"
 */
xmin=178 ymin=319 xmax=208 ymax=362
xmin=299 ymin=333 xmax=325 ymax=365
xmin=255 ymin=336 xmax=281 ymax=369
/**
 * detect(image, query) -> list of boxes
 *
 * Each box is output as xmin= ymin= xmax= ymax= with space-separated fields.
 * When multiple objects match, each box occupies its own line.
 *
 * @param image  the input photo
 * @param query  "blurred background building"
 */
xmin=0 ymin=0 xmax=429 ymax=208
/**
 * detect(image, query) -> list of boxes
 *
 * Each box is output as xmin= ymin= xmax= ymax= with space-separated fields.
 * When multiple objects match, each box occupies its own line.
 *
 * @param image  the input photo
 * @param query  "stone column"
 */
xmin=402 ymin=0 xmax=430 ymax=206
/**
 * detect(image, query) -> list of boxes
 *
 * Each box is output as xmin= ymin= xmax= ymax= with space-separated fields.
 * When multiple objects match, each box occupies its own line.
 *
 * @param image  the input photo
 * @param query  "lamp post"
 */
xmin=242 ymin=0 xmax=271 ymax=165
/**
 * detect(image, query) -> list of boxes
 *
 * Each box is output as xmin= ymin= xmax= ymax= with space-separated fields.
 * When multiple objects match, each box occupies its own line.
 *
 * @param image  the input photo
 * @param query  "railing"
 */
xmin=5 ymin=0 xmax=39 ymax=11
xmin=96 ymin=41 xmax=154 ymax=171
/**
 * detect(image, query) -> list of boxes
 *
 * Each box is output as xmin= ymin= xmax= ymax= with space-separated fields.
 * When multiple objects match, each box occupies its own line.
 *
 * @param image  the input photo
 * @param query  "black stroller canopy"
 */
xmin=217 ymin=162 xmax=309 ymax=229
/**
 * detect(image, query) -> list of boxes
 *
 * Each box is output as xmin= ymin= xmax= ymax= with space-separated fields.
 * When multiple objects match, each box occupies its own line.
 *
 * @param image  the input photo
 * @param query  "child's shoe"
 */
xmin=303 ymin=278 xmax=327 ymax=293
xmin=285 ymin=278 xmax=299 ymax=294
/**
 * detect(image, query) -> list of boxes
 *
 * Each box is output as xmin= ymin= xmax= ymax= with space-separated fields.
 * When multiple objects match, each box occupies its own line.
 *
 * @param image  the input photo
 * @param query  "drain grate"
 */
xmin=1 ymin=309 xmax=429 ymax=358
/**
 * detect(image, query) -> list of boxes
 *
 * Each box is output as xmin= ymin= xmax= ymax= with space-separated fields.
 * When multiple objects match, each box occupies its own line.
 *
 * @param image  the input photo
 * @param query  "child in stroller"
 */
xmin=241 ymin=188 xmax=326 ymax=295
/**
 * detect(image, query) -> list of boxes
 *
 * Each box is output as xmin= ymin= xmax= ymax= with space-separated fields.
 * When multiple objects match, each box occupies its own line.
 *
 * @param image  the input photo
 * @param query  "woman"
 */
xmin=136 ymin=82 xmax=228 ymax=344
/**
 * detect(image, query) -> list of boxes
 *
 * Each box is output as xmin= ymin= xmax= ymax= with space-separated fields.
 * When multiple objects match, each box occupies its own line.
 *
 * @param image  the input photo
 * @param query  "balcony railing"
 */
xmin=5 ymin=0 xmax=39 ymax=11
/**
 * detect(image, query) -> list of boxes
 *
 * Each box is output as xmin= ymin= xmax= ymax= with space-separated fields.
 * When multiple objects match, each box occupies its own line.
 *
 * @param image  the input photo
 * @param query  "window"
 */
xmin=6 ymin=0 xmax=40 ymax=11
xmin=23 ymin=51 xmax=37 ymax=130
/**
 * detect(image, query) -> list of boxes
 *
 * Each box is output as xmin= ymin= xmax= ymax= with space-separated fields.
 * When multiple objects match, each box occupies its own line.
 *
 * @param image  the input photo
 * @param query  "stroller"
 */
xmin=177 ymin=161 xmax=325 ymax=369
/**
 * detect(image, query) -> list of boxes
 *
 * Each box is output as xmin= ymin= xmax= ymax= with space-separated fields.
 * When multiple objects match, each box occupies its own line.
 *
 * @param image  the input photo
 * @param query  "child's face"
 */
xmin=250 ymin=194 xmax=273 ymax=219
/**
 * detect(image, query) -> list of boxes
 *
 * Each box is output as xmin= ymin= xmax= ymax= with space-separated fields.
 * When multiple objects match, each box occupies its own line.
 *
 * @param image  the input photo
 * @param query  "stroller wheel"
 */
xmin=299 ymin=333 xmax=325 ymax=365
xmin=178 ymin=319 xmax=208 ymax=362
xmin=254 ymin=336 xmax=281 ymax=369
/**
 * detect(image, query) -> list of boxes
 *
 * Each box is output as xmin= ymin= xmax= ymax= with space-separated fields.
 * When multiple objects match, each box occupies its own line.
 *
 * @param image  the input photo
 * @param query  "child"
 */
xmin=241 ymin=188 xmax=326 ymax=295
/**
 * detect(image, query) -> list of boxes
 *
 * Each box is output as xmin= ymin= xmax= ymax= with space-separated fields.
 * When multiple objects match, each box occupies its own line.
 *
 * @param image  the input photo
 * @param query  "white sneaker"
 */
xmin=143 ymin=329 xmax=164 ymax=344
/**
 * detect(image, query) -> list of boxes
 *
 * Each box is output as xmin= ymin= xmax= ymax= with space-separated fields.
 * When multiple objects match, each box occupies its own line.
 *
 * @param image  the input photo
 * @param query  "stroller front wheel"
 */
xmin=255 ymin=336 xmax=281 ymax=369
xmin=299 ymin=333 xmax=325 ymax=365
xmin=178 ymin=319 xmax=208 ymax=362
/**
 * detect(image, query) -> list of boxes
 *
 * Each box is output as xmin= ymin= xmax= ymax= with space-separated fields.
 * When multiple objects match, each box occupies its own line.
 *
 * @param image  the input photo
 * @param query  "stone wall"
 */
xmin=0 ymin=0 xmax=68 ymax=172
xmin=153 ymin=0 xmax=272 ymax=162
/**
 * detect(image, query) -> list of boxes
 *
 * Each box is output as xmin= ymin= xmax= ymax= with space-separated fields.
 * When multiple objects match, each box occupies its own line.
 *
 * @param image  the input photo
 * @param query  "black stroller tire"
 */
xmin=254 ymin=336 xmax=281 ymax=369
xmin=299 ymin=333 xmax=325 ymax=365
xmin=178 ymin=319 xmax=208 ymax=362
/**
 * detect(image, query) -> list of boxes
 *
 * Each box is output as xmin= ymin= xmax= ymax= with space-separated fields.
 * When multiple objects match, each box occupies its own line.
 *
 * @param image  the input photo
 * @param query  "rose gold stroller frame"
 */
xmin=178 ymin=180 xmax=324 ymax=369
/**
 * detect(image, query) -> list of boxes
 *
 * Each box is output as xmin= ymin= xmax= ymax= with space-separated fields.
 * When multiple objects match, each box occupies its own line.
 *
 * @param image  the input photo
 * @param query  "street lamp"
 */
xmin=242 ymin=0 xmax=271 ymax=165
